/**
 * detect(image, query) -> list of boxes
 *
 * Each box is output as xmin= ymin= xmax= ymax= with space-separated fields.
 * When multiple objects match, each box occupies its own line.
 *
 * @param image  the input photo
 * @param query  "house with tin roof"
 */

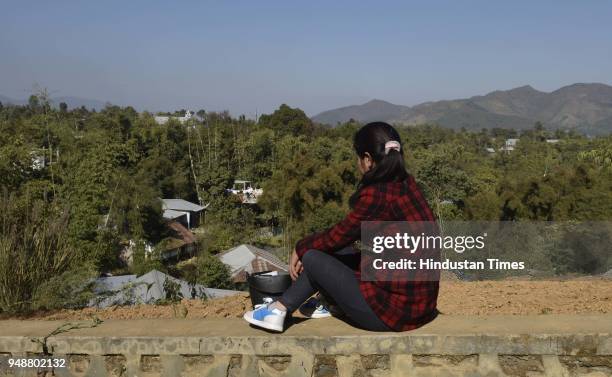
xmin=161 ymin=198 xmax=208 ymax=229
xmin=163 ymin=220 xmax=198 ymax=260
xmin=217 ymin=244 xmax=288 ymax=283
xmin=91 ymin=270 xmax=240 ymax=308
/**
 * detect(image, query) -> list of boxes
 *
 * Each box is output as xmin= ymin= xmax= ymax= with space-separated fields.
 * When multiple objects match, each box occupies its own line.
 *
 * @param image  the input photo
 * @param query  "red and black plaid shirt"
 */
xmin=295 ymin=176 xmax=439 ymax=331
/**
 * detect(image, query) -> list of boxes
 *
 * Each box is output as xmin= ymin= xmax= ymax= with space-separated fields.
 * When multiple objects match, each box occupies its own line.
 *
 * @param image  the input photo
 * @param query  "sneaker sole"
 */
xmin=309 ymin=312 xmax=332 ymax=319
xmin=243 ymin=313 xmax=284 ymax=332
xmin=299 ymin=307 xmax=332 ymax=319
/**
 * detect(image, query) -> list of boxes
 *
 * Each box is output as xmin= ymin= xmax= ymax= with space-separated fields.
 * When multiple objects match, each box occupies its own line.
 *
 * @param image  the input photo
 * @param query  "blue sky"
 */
xmin=1 ymin=0 xmax=611 ymax=116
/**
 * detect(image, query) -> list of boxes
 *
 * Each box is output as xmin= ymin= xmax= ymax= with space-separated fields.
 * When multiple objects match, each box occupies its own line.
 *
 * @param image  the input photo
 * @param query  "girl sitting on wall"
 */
xmin=243 ymin=122 xmax=439 ymax=332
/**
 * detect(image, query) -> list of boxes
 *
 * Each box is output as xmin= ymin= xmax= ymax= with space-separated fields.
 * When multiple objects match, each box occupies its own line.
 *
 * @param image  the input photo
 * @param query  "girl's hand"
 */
xmin=289 ymin=249 xmax=303 ymax=281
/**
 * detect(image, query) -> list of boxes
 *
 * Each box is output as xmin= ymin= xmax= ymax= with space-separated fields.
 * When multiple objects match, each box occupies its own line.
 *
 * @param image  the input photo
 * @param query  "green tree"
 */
xmin=28 ymin=95 xmax=40 ymax=112
xmin=192 ymin=252 xmax=233 ymax=289
xmin=258 ymin=104 xmax=314 ymax=136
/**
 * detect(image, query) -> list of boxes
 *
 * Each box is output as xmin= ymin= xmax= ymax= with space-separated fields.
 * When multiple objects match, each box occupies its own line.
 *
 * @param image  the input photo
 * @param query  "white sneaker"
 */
xmin=299 ymin=296 xmax=332 ymax=319
xmin=243 ymin=303 xmax=286 ymax=332
xmin=254 ymin=297 xmax=274 ymax=309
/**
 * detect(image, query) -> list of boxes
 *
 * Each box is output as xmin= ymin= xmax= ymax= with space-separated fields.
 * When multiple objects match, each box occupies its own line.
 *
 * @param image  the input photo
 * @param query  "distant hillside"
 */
xmin=0 ymin=94 xmax=109 ymax=110
xmin=313 ymin=99 xmax=411 ymax=125
xmin=0 ymin=95 xmax=19 ymax=105
xmin=312 ymin=83 xmax=612 ymax=134
xmin=52 ymin=96 xmax=109 ymax=110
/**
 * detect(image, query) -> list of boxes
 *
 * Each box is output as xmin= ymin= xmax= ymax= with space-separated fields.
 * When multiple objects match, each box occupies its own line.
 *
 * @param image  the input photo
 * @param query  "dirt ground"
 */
xmin=12 ymin=278 xmax=612 ymax=321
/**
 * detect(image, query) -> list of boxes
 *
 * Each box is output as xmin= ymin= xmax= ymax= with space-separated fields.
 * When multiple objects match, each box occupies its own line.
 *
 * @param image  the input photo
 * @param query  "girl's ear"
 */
xmin=363 ymin=152 xmax=374 ymax=171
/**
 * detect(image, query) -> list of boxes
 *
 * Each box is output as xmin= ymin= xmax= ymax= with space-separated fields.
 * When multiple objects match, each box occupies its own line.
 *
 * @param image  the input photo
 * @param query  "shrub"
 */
xmin=0 ymin=195 xmax=94 ymax=314
xmin=184 ymin=252 xmax=233 ymax=290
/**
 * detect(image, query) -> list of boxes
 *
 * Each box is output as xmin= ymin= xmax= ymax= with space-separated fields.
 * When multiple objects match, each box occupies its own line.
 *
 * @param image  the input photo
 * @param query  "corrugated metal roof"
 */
xmin=167 ymin=221 xmax=196 ymax=244
xmin=90 ymin=270 xmax=240 ymax=308
xmin=162 ymin=198 xmax=205 ymax=212
xmin=248 ymin=245 xmax=288 ymax=270
xmin=163 ymin=209 xmax=187 ymax=220
xmin=218 ymin=244 xmax=288 ymax=278
xmin=93 ymin=275 xmax=137 ymax=294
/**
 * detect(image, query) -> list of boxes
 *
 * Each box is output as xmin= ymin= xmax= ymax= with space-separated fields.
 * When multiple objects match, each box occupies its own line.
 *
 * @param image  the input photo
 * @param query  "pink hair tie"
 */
xmin=384 ymin=140 xmax=401 ymax=154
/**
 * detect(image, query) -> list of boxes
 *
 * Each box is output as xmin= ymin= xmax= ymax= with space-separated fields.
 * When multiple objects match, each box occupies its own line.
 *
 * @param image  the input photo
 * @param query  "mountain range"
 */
xmin=3 ymin=83 xmax=612 ymax=134
xmin=312 ymin=83 xmax=612 ymax=134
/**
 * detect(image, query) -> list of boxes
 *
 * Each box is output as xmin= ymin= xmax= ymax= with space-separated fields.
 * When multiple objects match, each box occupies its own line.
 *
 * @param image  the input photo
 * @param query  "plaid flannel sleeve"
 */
xmin=295 ymin=186 xmax=384 ymax=259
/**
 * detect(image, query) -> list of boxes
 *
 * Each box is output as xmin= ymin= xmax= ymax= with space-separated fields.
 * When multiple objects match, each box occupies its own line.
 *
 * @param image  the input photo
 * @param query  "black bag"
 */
xmin=246 ymin=271 xmax=292 ymax=308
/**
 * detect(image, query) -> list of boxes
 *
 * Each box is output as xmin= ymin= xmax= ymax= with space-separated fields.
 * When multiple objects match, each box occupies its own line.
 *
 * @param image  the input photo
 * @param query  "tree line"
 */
xmin=0 ymin=93 xmax=610 ymax=314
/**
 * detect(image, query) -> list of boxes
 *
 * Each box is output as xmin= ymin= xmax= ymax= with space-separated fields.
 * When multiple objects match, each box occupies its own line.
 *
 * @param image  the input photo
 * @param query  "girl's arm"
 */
xmin=295 ymin=186 xmax=385 ymax=259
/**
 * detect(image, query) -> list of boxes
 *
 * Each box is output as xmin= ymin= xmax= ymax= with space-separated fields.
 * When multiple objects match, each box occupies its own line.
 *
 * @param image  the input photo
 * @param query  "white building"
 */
xmin=154 ymin=110 xmax=194 ymax=125
xmin=500 ymin=138 xmax=519 ymax=152
xmin=227 ymin=180 xmax=263 ymax=204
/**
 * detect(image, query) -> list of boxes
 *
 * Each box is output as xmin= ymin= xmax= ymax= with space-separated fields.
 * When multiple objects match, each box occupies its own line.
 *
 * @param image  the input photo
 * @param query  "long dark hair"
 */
xmin=350 ymin=122 xmax=409 ymax=206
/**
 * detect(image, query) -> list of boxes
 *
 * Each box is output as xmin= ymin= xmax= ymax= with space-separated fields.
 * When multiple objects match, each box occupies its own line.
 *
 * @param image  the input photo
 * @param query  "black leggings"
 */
xmin=278 ymin=249 xmax=390 ymax=332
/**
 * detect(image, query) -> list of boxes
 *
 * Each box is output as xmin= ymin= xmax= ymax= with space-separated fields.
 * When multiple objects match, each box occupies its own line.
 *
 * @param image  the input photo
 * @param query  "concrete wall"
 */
xmin=1 ymin=317 xmax=611 ymax=376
